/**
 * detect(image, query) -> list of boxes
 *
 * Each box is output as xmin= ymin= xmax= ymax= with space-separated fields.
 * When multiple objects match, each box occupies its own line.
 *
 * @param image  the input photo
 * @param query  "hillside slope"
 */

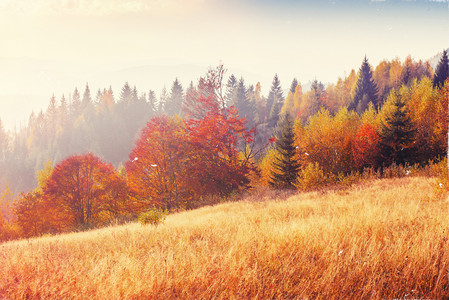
xmin=0 ymin=177 xmax=448 ymax=299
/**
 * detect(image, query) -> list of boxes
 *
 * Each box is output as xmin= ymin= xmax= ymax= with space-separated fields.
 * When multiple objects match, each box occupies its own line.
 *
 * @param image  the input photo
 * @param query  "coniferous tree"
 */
xmin=165 ymin=78 xmax=184 ymax=116
xmin=119 ymin=82 xmax=132 ymax=104
xmin=159 ymin=86 xmax=169 ymax=113
xmin=401 ymin=62 xmax=411 ymax=86
xmin=379 ymin=91 xmax=416 ymax=166
xmin=269 ymin=115 xmax=300 ymax=189
xmin=132 ymin=86 xmax=139 ymax=102
xmin=71 ymin=88 xmax=81 ymax=118
xmin=267 ymin=74 xmax=284 ymax=127
xmin=225 ymin=74 xmax=237 ymax=107
xmin=433 ymin=49 xmax=449 ymax=89
xmin=82 ymin=83 xmax=92 ymax=108
xmin=349 ymin=57 xmax=379 ymax=114
xmin=95 ymin=89 xmax=102 ymax=105
xmin=232 ymin=78 xmax=256 ymax=129
xmin=148 ymin=90 xmax=157 ymax=114
xmin=290 ymin=78 xmax=298 ymax=94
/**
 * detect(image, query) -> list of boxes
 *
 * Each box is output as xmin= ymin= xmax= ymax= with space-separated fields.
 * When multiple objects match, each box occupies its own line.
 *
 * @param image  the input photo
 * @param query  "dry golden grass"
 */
xmin=1 ymin=177 xmax=448 ymax=299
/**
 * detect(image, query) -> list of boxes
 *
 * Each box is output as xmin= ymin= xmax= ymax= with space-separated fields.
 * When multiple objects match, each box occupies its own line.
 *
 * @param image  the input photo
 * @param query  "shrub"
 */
xmin=297 ymin=162 xmax=329 ymax=191
xmin=138 ymin=208 xmax=167 ymax=226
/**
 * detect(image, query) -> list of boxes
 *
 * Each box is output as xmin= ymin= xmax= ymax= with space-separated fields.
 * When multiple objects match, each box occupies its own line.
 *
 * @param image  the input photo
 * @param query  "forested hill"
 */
xmin=0 ymin=51 xmax=447 ymax=197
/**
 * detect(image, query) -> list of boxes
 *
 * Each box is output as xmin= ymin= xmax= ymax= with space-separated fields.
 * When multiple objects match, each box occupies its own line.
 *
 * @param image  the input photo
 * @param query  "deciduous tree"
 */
xmin=42 ymin=153 xmax=127 ymax=231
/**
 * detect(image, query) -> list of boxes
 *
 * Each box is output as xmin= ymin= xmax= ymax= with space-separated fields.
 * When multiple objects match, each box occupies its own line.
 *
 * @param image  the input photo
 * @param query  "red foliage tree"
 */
xmin=185 ymin=105 xmax=253 ymax=197
xmin=352 ymin=123 xmax=381 ymax=169
xmin=126 ymin=116 xmax=190 ymax=210
xmin=126 ymin=67 xmax=254 ymax=210
xmin=42 ymin=153 xmax=127 ymax=231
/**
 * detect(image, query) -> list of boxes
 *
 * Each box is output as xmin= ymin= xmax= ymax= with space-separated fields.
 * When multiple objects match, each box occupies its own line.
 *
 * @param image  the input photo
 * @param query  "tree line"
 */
xmin=1 ymin=50 xmax=448 ymax=241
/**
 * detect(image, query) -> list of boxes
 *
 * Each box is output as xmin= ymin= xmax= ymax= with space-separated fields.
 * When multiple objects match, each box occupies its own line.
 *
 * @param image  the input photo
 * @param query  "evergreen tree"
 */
xmin=119 ymin=82 xmax=132 ymax=104
xmin=95 ymin=89 xmax=102 ymax=105
xmin=269 ymin=115 xmax=300 ymax=189
xmin=71 ymin=88 xmax=81 ymax=118
xmin=132 ymin=86 xmax=139 ymax=102
xmin=82 ymin=83 xmax=92 ymax=108
xmin=401 ymin=62 xmax=411 ymax=86
xmin=232 ymin=78 xmax=256 ymax=129
xmin=148 ymin=90 xmax=157 ymax=114
xmin=267 ymin=74 xmax=284 ymax=127
xmin=290 ymin=78 xmax=298 ymax=94
xmin=59 ymin=95 xmax=68 ymax=128
xmin=433 ymin=49 xmax=449 ymax=89
xmin=349 ymin=56 xmax=379 ymax=114
xmin=225 ymin=74 xmax=237 ymax=106
xmin=165 ymin=78 xmax=184 ymax=116
xmin=159 ymin=86 xmax=169 ymax=113
xmin=379 ymin=91 xmax=416 ymax=166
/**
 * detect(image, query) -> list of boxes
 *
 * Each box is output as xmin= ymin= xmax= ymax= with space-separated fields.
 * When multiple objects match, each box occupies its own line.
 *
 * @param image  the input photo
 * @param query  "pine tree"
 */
xmin=379 ymin=91 xmax=416 ymax=166
xmin=349 ymin=56 xmax=379 ymax=114
xmin=433 ymin=49 xmax=449 ymax=89
xmin=269 ymin=115 xmax=300 ymax=189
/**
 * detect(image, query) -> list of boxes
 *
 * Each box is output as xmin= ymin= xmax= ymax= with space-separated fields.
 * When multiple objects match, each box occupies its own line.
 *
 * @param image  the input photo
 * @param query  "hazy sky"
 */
xmin=0 ymin=0 xmax=448 ymax=129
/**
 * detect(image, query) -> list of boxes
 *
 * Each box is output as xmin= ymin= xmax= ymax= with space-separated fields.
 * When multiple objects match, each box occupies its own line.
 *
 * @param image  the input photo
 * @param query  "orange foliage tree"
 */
xmin=296 ymin=108 xmax=360 ymax=176
xmin=13 ymin=191 xmax=48 ymax=237
xmin=41 ymin=153 xmax=128 ymax=231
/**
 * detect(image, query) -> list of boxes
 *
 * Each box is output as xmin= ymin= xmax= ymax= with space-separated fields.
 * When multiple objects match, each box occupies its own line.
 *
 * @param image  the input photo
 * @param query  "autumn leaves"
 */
xmin=12 ymin=72 xmax=255 ymax=237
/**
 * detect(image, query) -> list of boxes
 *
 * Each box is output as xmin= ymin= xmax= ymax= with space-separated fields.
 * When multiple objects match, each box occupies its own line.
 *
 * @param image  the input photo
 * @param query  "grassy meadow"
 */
xmin=0 ymin=176 xmax=448 ymax=299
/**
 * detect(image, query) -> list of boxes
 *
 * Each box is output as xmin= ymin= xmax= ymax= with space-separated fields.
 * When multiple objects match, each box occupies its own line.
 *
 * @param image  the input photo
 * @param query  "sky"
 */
xmin=0 ymin=0 xmax=448 ymax=130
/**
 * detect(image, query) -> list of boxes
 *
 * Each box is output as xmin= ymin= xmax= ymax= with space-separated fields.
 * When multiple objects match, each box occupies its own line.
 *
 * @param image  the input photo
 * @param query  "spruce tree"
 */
xmin=165 ymin=78 xmax=184 ymax=116
xmin=148 ymin=90 xmax=157 ymax=114
xmin=71 ymin=87 xmax=81 ymax=118
xmin=349 ymin=57 xmax=379 ymax=114
xmin=232 ymin=78 xmax=256 ymax=129
xmin=379 ymin=91 xmax=416 ymax=166
xmin=225 ymin=74 xmax=237 ymax=106
xmin=401 ymin=62 xmax=411 ymax=86
xmin=269 ymin=115 xmax=300 ymax=189
xmin=82 ymin=83 xmax=92 ymax=108
xmin=433 ymin=49 xmax=449 ymax=89
xmin=290 ymin=78 xmax=298 ymax=94
xmin=267 ymin=74 xmax=284 ymax=127
xmin=119 ymin=82 xmax=132 ymax=104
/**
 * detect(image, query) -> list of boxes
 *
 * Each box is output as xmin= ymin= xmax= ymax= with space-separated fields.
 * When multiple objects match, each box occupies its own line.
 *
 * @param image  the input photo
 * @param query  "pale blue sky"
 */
xmin=0 ymin=0 xmax=448 ymax=129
